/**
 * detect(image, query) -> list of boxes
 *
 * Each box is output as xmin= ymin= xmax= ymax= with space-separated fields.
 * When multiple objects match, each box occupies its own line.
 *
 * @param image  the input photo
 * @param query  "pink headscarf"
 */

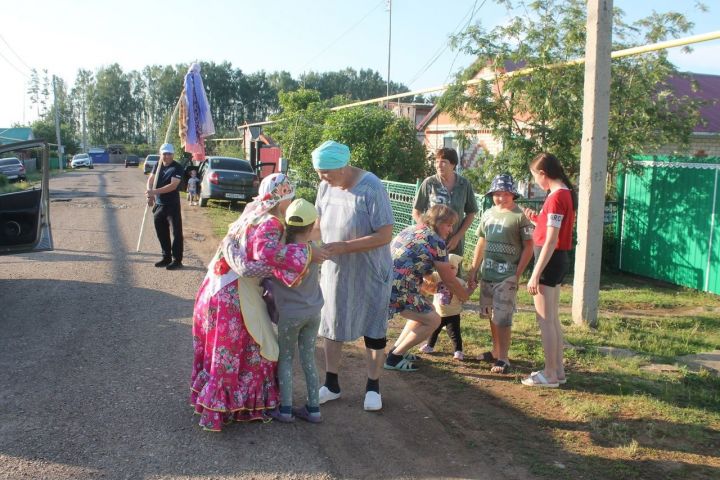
xmin=221 ymin=173 xmax=295 ymax=275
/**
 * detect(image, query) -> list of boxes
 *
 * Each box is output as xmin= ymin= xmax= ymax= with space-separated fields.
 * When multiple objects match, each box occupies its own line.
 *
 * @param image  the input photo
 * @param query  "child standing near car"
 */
xmin=268 ymin=199 xmax=325 ymax=424
xmin=187 ymin=170 xmax=200 ymax=206
xmin=468 ymin=174 xmax=534 ymax=375
xmin=419 ymin=254 xmax=468 ymax=361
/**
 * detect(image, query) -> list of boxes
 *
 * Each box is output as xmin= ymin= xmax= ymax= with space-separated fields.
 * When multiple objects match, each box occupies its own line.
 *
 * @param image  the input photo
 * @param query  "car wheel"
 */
xmin=199 ymin=197 xmax=208 ymax=207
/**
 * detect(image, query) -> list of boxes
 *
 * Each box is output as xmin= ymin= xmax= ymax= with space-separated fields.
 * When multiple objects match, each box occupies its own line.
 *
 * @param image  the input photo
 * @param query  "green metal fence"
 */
xmin=381 ymin=179 xmax=618 ymax=261
xmin=617 ymin=156 xmax=720 ymax=294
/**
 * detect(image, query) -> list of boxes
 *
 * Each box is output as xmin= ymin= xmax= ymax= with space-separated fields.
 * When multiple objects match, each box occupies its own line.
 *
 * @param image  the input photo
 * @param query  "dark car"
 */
xmin=125 ymin=154 xmax=140 ymax=168
xmin=197 ymin=156 xmax=259 ymax=207
xmin=0 ymin=157 xmax=27 ymax=182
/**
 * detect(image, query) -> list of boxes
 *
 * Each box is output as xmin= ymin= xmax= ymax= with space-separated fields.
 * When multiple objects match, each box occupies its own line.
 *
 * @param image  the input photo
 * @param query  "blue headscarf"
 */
xmin=312 ymin=140 xmax=350 ymax=170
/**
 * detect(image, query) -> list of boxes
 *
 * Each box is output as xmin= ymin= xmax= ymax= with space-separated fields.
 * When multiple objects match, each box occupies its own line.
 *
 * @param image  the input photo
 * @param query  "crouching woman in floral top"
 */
xmin=190 ymin=173 xmax=327 ymax=431
xmin=385 ymin=204 xmax=471 ymax=371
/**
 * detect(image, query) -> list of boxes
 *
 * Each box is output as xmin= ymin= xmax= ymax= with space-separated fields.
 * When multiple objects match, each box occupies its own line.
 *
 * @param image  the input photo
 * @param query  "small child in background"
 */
xmin=268 ymin=198 xmax=324 ymax=424
xmin=187 ymin=170 xmax=200 ymax=206
xmin=419 ymin=254 xmax=469 ymax=361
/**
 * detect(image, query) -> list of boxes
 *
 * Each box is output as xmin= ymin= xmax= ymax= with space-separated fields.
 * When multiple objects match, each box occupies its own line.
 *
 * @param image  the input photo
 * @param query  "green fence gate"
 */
xmin=618 ymin=156 xmax=720 ymax=294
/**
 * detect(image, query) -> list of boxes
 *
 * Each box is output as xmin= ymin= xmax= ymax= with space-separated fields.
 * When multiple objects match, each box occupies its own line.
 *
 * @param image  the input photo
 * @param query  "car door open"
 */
xmin=0 ymin=140 xmax=53 ymax=255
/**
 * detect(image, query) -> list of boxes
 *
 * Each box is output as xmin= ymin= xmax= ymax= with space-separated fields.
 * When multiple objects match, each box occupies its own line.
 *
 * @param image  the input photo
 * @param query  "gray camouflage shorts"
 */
xmin=480 ymin=277 xmax=518 ymax=327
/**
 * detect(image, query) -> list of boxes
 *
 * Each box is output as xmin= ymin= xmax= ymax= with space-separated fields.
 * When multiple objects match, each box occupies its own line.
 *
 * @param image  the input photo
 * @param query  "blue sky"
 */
xmin=1 ymin=0 xmax=718 ymax=127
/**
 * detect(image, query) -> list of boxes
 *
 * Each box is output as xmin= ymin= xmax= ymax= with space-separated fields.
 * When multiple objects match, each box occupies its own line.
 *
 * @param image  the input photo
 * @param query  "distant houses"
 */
xmin=411 ymin=71 xmax=720 ymax=168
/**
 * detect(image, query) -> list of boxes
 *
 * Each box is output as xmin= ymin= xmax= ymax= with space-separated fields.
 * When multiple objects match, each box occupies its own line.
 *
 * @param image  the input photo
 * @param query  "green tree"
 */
xmin=323 ymin=106 xmax=428 ymax=183
xmin=27 ymin=68 xmax=40 ymax=117
xmin=265 ymin=89 xmax=329 ymax=185
xmin=267 ymin=89 xmax=428 ymax=186
xmin=87 ymin=63 xmax=135 ymax=144
xmin=70 ymin=69 xmax=93 ymax=151
xmin=440 ymin=0 xmax=705 ymax=192
xmin=33 ymin=76 xmax=79 ymax=155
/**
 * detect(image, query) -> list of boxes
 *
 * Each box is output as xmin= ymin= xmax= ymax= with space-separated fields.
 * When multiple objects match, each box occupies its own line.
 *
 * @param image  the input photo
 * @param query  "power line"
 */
xmin=443 ymin=0 xmax=487 ymax=85
xmin=225 ymin=29 xmax=720 ymax=132
xmin=406 ymin=0 xmax=483 ymax=88
xmin=0 ymin=49 xmax=29 ymax=79
xmin=0 ymin=34 xmax=33 ymax=72
xmin=299 ymin=0 xmax=385 ymax=74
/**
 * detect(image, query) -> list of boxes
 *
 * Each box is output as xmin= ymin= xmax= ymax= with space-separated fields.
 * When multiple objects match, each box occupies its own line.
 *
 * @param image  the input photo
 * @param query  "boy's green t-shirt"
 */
xmin=476 ymin=205 xmax=534 ymax=282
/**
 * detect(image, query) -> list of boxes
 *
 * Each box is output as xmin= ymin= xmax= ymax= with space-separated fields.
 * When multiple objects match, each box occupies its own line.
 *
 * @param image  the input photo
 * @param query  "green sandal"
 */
xmin=403 ymin=352 xmax=418 ymax=362
xmin=383 ymin=357 xmax=418 ymax=372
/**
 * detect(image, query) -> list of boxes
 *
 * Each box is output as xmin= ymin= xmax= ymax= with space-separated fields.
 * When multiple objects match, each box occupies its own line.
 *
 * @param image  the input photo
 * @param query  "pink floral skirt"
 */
xmin=190 ymin=276 xmax=278 ymax=431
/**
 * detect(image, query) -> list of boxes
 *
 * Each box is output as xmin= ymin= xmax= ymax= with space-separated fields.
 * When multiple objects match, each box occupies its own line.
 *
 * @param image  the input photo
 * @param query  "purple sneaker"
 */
xmin=268 ymin=407 xmax=294 ymax=423
xmin=292 ymin=406 xmax=323 ymax=424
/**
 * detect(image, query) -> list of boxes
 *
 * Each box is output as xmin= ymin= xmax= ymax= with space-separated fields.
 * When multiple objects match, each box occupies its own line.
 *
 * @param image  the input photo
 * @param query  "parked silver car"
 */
xmin=70 ymin=153 xmax=93 ymax=169
xmin=197 ymin=156 xmax=259 ymax=207
xmin=0 ymin=157 xmax=27 ymax=182
xmin=143 ymin=154 xmax=159 ymax=174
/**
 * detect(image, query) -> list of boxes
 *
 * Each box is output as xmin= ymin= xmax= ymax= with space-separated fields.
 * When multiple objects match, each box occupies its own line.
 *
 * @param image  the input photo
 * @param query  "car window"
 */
xmin=73 ymin=154 xmax=89 ymax=159
xmin=210 ymin=158 xmax=252 ymax=172
xmin=0 ymin=158 xmax=21 ymax=166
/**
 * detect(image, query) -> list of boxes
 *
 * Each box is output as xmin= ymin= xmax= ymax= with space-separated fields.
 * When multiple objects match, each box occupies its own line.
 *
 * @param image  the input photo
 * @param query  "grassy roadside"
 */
xmin=404 ymin=274 xmax=720 ymax=479
xmin=197 ymin=197 xmax=245 ymax=238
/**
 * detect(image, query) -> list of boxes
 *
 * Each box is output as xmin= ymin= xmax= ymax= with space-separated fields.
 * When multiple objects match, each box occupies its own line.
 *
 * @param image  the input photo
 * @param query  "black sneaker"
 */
xmin=166 ymin=260 xmax=183 ymax=270
xmin=154 ymin=258 xmax=172 ymax=267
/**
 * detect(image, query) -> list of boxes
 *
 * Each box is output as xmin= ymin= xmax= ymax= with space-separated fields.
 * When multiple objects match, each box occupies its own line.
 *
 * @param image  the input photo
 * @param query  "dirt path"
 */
xmin=0 ymin=165 xmax=526 ymax=480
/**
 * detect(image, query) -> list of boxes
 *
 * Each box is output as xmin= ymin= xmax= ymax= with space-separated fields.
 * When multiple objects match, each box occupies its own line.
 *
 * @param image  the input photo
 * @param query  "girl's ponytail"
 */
xmin=560 ymin=171 xmax=578 ymax=210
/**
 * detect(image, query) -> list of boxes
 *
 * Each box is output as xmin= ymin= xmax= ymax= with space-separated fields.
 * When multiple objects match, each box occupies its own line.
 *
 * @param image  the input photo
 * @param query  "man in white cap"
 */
xmin=146 ymin=143 xmax=184 ymax=270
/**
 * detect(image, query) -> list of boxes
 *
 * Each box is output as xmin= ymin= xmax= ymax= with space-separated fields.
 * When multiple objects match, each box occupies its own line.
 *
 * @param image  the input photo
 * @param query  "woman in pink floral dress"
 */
xmin=190 ymin=173 xmax=326 ymax=431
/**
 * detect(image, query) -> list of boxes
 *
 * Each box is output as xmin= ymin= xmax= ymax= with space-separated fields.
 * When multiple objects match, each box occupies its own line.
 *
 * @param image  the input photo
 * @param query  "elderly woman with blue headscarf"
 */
xmin=311 ymin=140 xmax=395 ymax=412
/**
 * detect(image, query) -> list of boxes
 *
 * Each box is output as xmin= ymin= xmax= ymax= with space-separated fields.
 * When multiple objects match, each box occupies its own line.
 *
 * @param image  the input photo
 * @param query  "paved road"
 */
xmin=0 ymin=165 xmax=495 ymax=480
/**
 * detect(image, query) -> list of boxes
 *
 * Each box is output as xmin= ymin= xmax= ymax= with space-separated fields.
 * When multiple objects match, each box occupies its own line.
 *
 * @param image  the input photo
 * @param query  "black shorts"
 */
xmin=533 ymin=247 xmax=569 ymax=287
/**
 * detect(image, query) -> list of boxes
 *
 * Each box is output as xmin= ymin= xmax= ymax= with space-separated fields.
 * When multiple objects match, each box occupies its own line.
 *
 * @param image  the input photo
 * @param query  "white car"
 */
xmin=143 ymin=154 xmax=159 ymax=174
xmin=70 ymin=153 xmax=93 ymax=169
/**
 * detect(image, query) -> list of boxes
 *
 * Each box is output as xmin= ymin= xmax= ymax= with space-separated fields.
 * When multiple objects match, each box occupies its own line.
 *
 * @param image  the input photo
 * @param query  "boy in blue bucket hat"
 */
xmin=468 ymin=174 xmax=534 ymax=374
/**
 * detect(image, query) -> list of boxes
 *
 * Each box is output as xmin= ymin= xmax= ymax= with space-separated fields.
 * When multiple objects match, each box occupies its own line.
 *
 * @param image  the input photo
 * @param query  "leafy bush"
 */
xmin=295 ymin=186 xmax=317 ymax=205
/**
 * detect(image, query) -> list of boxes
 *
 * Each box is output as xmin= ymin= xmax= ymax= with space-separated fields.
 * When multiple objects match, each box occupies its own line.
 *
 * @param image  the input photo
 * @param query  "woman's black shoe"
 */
xmin=166 ymin=260 xmax=183 ymax=270
xmin=154 ymin=258 xmax=172 ymax=267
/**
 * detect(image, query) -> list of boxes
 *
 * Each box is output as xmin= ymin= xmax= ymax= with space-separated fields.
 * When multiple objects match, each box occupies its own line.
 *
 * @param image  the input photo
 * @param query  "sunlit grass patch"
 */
xmin=407 ymin=272 xmax=720 ymax=479
xmin=204 ymin=201 xmax=245 ymax=238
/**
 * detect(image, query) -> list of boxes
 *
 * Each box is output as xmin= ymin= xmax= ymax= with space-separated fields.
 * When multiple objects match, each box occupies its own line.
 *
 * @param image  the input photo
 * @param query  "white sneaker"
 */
xmin=453 ymin=351 xmax=464 ymax=361
xmin=318 ymin=386 xmax=341 ymax=405
xmin=363 ymin=391 xmax=382 ymax=411
xmin=419 ymin=344 xmax=434 ymax=354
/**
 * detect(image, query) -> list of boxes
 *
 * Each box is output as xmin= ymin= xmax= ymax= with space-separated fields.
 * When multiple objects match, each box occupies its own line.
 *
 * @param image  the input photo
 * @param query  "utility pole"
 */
xmin=572 ymin=0 xmax=613 ymax=327
xmin=386 ymin=0 xmax=392 ymax=105
xmin=52 ymin=75 xmax=64 ymax=172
